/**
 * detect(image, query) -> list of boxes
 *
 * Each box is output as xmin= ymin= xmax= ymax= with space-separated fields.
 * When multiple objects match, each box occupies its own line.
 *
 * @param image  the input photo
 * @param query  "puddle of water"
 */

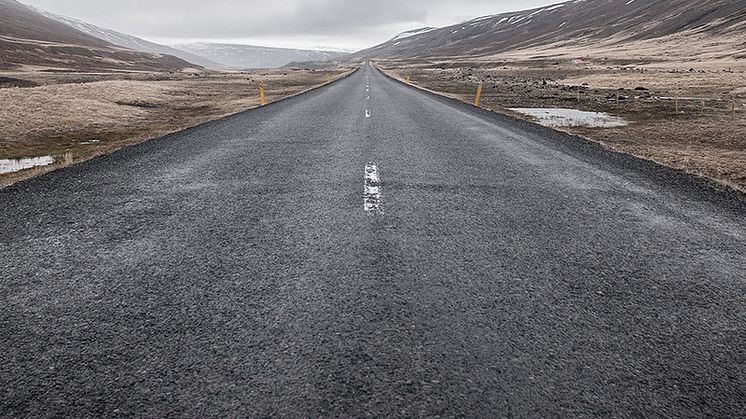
xmin=0 ymin=156 xmax=55 ymax=174
xmin=510 ymin=108 xmax=628 ymax=128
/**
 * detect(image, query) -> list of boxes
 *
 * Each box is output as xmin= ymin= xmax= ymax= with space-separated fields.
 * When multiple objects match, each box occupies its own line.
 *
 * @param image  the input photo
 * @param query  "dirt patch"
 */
xmin=0 ymin=76 xmax=37 ymax=88
xmin=378 ymin=61 xmax=746 ymax=192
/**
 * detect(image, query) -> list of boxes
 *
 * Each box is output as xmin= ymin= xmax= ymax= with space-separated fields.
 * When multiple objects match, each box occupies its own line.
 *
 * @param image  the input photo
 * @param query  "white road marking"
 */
xmin=365 ymin=110 xmax=371 ymax=118
xmin=364 ymin=162 xmax=382 ymax=214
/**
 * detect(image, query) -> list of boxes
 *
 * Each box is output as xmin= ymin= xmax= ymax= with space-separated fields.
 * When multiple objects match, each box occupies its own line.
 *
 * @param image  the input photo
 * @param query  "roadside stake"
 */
xmin=260 ymin=81 xmax=265 ymax=106
xmin=474 ymin=82 xmax=483 ymax=107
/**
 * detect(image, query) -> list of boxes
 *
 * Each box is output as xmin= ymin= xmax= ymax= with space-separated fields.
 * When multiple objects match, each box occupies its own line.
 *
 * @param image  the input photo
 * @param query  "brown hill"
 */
xmin=350 ymin=0 xmax=746 ymax=64
xmin=0 ymin=0 xmax=196 ymax=71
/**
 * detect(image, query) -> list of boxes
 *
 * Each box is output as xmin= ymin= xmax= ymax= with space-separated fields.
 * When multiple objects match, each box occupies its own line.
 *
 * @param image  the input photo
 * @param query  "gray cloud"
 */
xmin=22 ymin=0 xmax=561 ymax=49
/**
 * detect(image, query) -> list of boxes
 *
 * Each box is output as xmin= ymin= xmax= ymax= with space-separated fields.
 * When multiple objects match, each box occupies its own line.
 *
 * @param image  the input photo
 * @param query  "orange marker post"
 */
xmin=260 ymin=81 xmax=266 ymax=107
xmin=474 ymin=82 xmax=483 ymax=108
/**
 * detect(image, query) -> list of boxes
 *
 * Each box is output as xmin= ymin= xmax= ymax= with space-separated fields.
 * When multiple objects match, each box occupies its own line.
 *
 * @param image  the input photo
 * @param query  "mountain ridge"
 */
xmin=32 ymin=6 xmax=224 ymax=69
xmin=173 ymin=42 xmax=347 ymax=69
xmin=0 ymin=0 xmax=195 ymax=71
xmin=349 ymin=0 xmax=746 ymax=63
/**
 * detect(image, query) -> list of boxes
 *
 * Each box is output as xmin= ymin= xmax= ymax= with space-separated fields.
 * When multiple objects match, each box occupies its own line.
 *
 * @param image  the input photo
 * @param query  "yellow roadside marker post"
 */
xmin=474 ymin=82 xmax=483 ymax=108
xmin=260 ymin=81 xmax=266 ymax=107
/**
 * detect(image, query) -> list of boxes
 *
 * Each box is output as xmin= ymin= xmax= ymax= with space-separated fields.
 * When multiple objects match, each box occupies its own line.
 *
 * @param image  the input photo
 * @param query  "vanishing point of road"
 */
xmin=2 ymin=64 xmax=745 ymax=417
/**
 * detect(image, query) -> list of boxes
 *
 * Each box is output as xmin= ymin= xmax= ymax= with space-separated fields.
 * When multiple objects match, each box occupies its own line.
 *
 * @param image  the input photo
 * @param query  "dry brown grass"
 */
xmin=0 ymin=68 xmax=353 ymax=186
xmin=379 ymin=61 xmax=746 ymax=192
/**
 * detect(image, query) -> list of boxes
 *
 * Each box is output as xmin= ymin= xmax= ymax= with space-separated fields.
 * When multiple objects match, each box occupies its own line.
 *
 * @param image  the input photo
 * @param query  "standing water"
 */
xmin=509 ymin=108 xmax=628 ymax=128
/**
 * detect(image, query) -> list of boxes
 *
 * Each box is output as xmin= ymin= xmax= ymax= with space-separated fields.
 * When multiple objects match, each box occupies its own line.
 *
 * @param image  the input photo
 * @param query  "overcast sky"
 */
xmin=22 ymin=0 xmax=561 ymax=51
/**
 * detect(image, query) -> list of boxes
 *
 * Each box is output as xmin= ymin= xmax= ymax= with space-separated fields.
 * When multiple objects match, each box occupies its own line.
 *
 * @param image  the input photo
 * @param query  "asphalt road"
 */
xmin=2 ymin=64 xmax=745 ymax=417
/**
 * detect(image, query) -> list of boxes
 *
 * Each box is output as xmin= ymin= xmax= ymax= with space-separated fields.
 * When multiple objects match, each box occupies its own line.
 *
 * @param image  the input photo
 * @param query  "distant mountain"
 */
xmin=173 ymin=42 xmax=347 ymax=69
xmin=350 ymin=0 xmax=746 ymax=61
xmin=0 ymin=0 xmax=194 ymax=71
xmin=33 ymin=7 xmax=223 ymax=69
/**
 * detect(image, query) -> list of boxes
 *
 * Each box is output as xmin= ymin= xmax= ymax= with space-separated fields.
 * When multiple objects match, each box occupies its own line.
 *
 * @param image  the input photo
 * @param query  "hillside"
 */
xmin=0 ymin=0 xmax=195 ymax=71
xmin=350 ymin=0 xmax=746 ymax=64
xmin=174 ymin=42 xmax=347 ymax=69
xmin=33 ymin=7 xmax=223 ymax=69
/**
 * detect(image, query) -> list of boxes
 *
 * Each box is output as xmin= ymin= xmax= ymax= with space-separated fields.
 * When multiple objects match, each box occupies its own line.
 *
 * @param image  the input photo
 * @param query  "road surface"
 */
xmin=2 ymin=64 xmax=745 ymax=417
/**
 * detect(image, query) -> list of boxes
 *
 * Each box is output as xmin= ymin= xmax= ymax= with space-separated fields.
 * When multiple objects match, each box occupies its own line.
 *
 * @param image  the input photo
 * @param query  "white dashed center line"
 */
xmin=364 ymin=162 xmax=382 ymax=214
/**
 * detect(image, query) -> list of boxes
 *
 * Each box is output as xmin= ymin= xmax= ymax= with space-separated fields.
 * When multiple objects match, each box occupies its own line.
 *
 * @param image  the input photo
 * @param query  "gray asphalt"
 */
xmin=1 ymin=64 xmax=745 ymax=417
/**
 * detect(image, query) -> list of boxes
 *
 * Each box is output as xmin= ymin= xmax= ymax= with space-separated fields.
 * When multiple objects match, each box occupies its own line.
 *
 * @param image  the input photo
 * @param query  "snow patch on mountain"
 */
xmin=391 ymin=27 xmax=437 ymax=41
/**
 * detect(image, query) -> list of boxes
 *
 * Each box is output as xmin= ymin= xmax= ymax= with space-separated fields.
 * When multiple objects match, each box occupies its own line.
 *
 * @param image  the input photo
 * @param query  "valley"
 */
xmin=1 ymin=0 xmax=745 ymax=416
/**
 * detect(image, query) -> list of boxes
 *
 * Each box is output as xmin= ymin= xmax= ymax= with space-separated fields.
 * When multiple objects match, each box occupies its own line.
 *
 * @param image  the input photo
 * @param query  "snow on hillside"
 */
xmin=391 ymin=27 xmax=437 ymax=41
